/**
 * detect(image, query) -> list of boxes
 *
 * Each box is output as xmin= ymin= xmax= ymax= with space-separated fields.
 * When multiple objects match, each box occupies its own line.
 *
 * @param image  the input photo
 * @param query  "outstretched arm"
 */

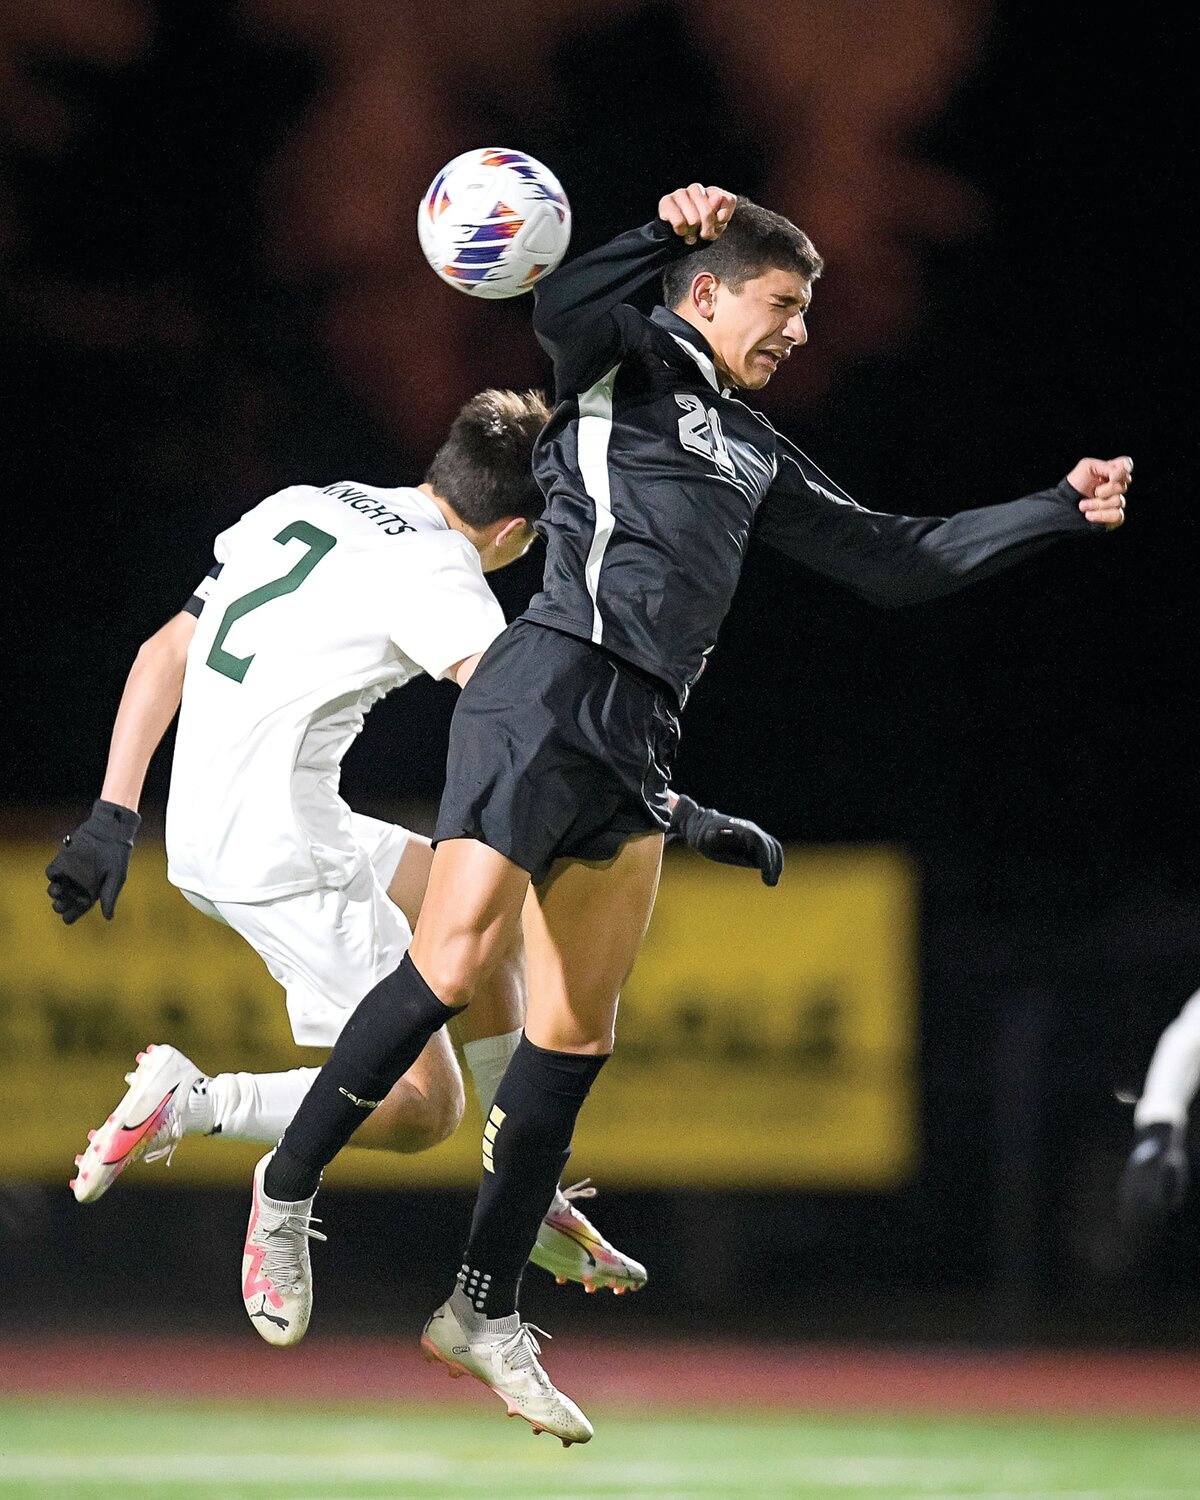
xmin=100 ymin=610 xmax=196 ymax=810
xmin=46 ymin=611 xmax=195 ymax=924
xmin=532 ymin=184 xmax=733 ymax=396
xmin=756 ymin=449 xmax=1131 ymax=608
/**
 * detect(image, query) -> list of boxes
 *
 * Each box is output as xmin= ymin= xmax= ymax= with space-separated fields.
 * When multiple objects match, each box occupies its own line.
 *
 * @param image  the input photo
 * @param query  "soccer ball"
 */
xmin=417 ymin=147 xmax=571 ymax=299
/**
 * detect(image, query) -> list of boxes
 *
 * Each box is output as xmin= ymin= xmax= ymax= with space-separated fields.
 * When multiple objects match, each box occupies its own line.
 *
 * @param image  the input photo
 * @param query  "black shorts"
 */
xmin=433 ymin=618 xmax=680 ymax=884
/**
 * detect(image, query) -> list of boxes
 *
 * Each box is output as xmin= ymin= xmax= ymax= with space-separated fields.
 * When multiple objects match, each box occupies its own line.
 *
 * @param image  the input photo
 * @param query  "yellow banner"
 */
xmin=3 ymin=841 xmax=915 ymax=1189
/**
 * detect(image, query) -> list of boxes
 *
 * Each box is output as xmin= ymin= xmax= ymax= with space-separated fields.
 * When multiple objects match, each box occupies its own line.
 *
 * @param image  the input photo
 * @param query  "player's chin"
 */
xmin=739 ymin=363 xmax=775 ymax=390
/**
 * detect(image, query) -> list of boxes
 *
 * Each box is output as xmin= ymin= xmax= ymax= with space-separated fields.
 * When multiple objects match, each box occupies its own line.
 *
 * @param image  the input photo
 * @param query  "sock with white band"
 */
xmin=463 ymin=1029 xmax=569 ymax=1217
xmin=462 ymin=1029 xmax=522 ymax=1119
xmin=457 ymin=1034 xmax=609 ymax=1317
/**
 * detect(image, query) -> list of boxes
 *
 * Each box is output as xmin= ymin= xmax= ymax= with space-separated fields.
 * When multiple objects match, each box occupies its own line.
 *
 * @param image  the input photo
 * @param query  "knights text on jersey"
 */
xmin=523 ymin=219 xmax=1097 ymax=707
xmin=165 ymin=483 xmax=506 ymax=903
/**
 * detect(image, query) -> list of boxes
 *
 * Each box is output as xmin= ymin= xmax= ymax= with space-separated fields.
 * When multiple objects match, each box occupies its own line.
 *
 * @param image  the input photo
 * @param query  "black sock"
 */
xmin=456 ymin=1034 xmax=608 ymax=1317
xmin=264 ymin=953 xmax=463 ymax=1201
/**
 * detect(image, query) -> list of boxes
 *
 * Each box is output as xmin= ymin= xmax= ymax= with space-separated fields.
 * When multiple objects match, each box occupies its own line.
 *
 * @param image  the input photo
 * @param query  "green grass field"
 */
xmin=0 ymin=1398 xmax=1196 ymax=1499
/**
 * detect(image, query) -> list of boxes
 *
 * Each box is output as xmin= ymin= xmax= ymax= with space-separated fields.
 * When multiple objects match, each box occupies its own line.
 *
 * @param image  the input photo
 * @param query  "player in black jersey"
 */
xmin=253 ymin=183 xmax=1132 ymax=1444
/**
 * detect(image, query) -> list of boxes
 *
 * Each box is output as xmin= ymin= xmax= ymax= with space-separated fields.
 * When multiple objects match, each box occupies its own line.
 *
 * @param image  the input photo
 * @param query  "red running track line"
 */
xmin=3 ymin=1337 xmax=1200 ymax=1416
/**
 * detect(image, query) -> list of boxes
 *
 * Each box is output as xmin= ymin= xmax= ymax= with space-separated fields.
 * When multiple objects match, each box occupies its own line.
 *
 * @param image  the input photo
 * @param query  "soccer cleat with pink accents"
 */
xmin=420 ymin=1292 xmax=593 ymax=1446
xmin=531 ymin=1179 xmax=648 ymax=1294
xmin=241 ymin=1151 xmax=325 ymax=1347
xmin=70 ymin=1044 xmax=206 ymax=1204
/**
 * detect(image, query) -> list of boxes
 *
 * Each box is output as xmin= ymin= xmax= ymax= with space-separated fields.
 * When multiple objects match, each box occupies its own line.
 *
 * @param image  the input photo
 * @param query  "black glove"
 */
xmin=1118 ymin=1122 xmax=1190 ymax=1229
xmin=668 ymin=793 xmax=784 ymax=886
xmin=45 ymin=800 xmax=141 ymax=924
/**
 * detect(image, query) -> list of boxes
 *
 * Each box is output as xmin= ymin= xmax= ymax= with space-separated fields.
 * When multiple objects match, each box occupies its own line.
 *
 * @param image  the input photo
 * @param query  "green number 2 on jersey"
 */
xmin=206 ymin=521 xmax=337 ymax=683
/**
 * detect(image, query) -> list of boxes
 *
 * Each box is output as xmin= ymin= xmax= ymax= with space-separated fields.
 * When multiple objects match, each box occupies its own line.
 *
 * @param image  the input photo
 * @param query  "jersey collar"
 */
xmin=651 ymin=305 xmax=724 ymax=394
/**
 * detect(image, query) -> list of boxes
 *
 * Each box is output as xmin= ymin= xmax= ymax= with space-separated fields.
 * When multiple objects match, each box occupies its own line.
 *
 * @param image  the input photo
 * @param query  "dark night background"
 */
xmin=2 ymin=1 xmax=1197 ymax=1348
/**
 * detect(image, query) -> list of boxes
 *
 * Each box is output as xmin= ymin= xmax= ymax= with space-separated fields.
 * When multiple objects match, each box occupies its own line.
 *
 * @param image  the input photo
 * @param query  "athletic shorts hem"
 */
xmin=433 ymin=618 xmax=677 ymax=886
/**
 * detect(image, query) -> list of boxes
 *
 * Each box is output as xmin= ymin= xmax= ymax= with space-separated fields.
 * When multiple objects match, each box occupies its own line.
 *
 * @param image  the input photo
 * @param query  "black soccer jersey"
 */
xmin=523 ymin=217 xmax=1097 ymax=707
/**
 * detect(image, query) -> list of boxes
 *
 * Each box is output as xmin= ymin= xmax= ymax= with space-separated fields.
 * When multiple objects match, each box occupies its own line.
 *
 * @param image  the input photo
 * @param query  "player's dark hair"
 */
xmin=425 ymin=388 xmax=551 ymax=528
xmin=661 ymin=196 xmax=823 ymax=308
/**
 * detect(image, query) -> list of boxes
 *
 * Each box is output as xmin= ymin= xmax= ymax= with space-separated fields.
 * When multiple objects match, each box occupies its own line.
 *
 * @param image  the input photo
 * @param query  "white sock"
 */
xmin=180 ymin=1075 xmax=217 ymax=1136
xmin=462 ymin=1028 xmax=522 ymax=1118
xmin=205 ymin=1068 xmax=320 ymax=1143
xmin=462 ymin=1028 xmax=568 ymax=1215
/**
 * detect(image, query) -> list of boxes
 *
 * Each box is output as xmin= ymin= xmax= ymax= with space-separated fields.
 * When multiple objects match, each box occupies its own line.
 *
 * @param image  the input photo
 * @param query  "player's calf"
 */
xmin=265 ymin=953 xmax=465 ymax=1203
xmin=354 ymin=1035 xmax=466 ymax=1154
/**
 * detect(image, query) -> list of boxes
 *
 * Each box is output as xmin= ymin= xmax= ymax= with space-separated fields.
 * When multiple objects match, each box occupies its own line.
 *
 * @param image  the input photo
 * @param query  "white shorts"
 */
xmin=181 ymin=814 xmax=415 ymax=1047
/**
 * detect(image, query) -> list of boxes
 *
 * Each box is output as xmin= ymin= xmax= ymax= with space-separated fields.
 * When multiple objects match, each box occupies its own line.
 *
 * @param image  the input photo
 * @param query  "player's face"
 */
xmin=707 ymin=267 xmax=812 ymax=390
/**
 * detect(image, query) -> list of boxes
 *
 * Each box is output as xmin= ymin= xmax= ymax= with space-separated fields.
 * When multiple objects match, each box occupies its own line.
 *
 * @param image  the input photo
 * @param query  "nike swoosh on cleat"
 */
xmin=544 ymin=1221 xmax=598 ymax=1268
xmin=99 ymin=1089 xmax=178 ymax=1166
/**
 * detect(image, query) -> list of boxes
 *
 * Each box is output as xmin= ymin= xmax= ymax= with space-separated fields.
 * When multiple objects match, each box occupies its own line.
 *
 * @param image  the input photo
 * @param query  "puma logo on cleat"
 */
xmin=250 ymin=1296 xmax=289 ymax=1332
xmin=337 ymin=1087 xmax=381 ymax=1110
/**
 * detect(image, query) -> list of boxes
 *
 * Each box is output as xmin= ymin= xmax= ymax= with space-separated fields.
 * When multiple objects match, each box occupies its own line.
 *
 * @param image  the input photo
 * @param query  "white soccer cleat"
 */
xmin=70 ymin=1043 xmax=206 ymax=1205
xmin=531 ymin=1179 xmax=648 ymax=1294
xmin=241 ymin=1151 xmax=326 ymax=1348
xmin=420 ymin=1293 xmax=593 ymax=1446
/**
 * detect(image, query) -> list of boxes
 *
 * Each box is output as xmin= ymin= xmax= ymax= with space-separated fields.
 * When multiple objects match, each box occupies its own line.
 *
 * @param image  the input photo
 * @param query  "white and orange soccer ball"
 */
xmin=417 ymin=147 xmax=571 ymax=299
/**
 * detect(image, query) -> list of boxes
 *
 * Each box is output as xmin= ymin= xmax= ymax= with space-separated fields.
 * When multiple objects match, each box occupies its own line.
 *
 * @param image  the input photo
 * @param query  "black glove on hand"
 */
xmin=668 ymin=793 xmax=784 ymax=887
xmin=1118 ymin=1122 xmax=1190 ymax=1229
xmin=45 ymin=800 xmax=141 ymax=924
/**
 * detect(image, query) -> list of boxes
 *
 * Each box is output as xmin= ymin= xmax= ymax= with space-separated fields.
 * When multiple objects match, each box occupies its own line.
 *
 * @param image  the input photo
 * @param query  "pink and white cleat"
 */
xmin=530 ymin=1179 xmax=648 ymax=1294
xmin=241 ymin=1150 xmax=325 ymax=1347
xmin=70 ymin=1044 xmax=207 ymax=1204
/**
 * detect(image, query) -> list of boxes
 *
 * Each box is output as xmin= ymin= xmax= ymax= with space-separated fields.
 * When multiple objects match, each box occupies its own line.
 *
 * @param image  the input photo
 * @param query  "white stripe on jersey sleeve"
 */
xmin=577 ymin=366 xmax=620 ymax=645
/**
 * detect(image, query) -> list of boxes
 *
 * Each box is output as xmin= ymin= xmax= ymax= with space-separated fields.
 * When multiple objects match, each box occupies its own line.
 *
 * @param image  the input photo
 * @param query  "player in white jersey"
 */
xmin=47 ymin=388 xmax=783 ymax=1338
xmin=1118 ymin=986 xmax=1200 ymax=1230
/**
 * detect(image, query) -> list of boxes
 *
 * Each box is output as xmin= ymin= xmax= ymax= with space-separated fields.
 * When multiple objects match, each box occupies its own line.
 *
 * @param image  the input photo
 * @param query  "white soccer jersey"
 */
xmin=165 ymin=482 xmax=507 ymax=902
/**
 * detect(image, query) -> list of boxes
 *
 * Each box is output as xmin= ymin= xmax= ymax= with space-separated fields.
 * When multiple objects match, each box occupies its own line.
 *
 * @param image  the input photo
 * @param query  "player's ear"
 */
xmin=689 ymin=271 xmax=719 ymax=321
xmin=494 ymin=517 xmax=529 ymax=548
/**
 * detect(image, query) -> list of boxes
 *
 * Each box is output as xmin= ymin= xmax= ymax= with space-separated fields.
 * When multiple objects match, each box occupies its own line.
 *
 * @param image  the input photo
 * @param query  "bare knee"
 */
xmin=523 ymin=992 xmax=618 ymax=1055
xmin=527 ymin=1017 xmax=615 ymax=1054
xmin=406 ymin=1068 xmax=466 ymax=1151
xmin=459 ymin=937 xmax=527 ymax=1043
xmin=357 ymin=1060 xmax=466 ymax=1154
xmin=412 ymin=931 xmax=511 ymax=1011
